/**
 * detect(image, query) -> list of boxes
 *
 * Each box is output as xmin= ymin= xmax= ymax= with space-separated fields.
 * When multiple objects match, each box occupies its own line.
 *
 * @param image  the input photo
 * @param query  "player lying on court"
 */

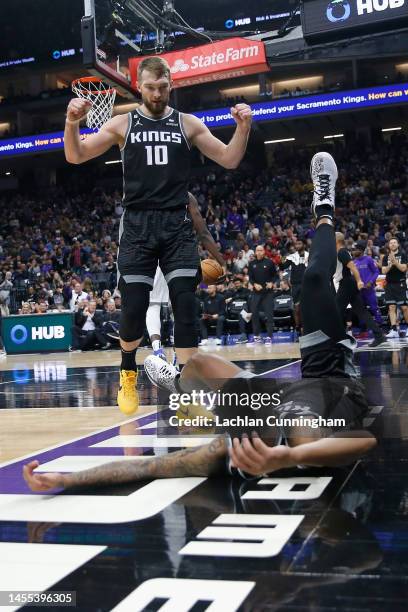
xmin=23 ymin=153 xmax=377 ymax=493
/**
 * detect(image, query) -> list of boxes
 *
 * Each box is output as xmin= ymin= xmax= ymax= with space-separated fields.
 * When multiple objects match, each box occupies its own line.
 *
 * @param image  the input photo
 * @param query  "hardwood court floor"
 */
xmin=0 ymin=340 xmax=407 ymax=612
xmin=0 ymin=344 xmax=300 ymax=463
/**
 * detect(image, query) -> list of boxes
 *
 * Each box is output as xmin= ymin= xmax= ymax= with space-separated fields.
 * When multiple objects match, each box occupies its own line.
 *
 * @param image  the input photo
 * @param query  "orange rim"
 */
xmin=71 ymin=76 xmax=116 ymax=95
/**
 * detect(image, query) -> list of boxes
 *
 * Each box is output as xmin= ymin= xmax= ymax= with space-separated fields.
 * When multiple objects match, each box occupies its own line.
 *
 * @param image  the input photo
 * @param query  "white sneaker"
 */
xmin=310 ymin=152 xmax=338 ymax=219
xmin=386 ymin=329 xmax=399 ymax=339
xmin=199 ymin=339 xmax=208 ymax=346
xmin=215 ymin=338 xmax=222 ymax=345
xmin=144 ymin=355 xmax=179 ymax=392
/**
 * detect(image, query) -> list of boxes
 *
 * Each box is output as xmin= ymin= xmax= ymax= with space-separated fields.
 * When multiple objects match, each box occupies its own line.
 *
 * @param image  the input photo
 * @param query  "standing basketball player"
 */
xmin=146 ymin=192 xmax=226 ymax=362
xmin=382 ymin=238 xmax=408 ymax=338
xmin=64 ymin=57 xmax=252 ymax=415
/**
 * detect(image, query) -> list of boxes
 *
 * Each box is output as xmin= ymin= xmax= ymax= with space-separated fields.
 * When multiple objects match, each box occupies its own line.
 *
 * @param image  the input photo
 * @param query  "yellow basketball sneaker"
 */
xmin=117 ymin=369 xmax=139 ymax=415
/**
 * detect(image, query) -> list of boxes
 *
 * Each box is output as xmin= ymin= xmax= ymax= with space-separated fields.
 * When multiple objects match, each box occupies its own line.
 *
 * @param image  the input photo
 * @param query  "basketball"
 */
xmin=201 ymin=259 xmax=224 ymax=284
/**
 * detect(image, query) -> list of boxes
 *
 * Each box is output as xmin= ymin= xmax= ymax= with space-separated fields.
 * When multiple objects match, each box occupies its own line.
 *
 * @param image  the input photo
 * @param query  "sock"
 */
xmin=315 ymin=204 xmax=333 ymax=220
xmin=152 ymin=339 xmax=161 ymax=352
xmin=121 ymin=348 xmax=137 ymax=371
xmin=392 ymin=325 xmax=397 ymax=330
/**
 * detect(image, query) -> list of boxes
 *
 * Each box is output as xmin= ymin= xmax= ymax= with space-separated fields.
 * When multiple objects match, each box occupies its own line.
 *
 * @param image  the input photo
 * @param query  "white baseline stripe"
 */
xmin=34 ymin=455 xmax=150 ymax=473
xmin=92 ymin=435 xmax=213 ymax=449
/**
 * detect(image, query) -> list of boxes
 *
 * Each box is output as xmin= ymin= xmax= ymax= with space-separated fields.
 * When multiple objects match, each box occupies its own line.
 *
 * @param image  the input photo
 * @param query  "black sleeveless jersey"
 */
xmin=121 ymin=107 xmax=191 ymax=210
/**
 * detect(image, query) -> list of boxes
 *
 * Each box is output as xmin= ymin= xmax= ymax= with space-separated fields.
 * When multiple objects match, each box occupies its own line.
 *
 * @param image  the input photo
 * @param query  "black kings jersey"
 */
xmin=383 ymin=250 xmax=407 ymax=283
xmin=121 ymin=108 xmax=191 ymax=210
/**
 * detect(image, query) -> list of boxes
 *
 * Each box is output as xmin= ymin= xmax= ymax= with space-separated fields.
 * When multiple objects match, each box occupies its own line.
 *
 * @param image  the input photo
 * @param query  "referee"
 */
xmin=335 ymin=233 xmax=386 ymax=348
xmin=248 ymin=245 xmax=278 ymax=344
xmin=382 ymin=238 xmax=408 ymax=338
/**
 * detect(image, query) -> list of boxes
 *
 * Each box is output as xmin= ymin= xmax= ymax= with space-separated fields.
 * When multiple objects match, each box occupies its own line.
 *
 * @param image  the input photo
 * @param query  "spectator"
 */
xmin=0 ymin=271 xmax=13 ymax=307
xmin=98 ymin=299 xmax=121 ymax=349
xmin=51 ymin=285 xmax=66 ymax=310
xmin=199 ymin=285 xmax=226 ymax=346
xmin=225 ymin=277 xmax=252 ymax=343
xmin=71 ymin=299 xmax=106 ymax=351
xmin=18 ymin=302 xmax=32 ymax=315
xmin=69 ymin=282 xmax=89 ymax=312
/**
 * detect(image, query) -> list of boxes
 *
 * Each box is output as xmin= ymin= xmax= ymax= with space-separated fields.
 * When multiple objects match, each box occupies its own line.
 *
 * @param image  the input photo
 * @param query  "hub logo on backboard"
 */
xmin=326 ymin=0 xmax=351 ymax=21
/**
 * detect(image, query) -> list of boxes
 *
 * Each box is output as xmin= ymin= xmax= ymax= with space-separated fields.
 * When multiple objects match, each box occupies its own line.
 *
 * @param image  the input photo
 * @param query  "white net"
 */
xmin=71 ymin=77 xmax=117 ymax=130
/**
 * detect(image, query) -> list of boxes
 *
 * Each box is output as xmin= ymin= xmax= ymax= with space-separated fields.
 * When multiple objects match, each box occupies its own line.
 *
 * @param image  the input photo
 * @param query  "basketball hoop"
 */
xmin=71 ymin=76 xmax=117 ymax=130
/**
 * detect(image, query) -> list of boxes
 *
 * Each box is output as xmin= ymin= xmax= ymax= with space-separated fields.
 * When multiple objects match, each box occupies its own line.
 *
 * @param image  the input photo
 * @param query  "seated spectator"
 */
xmin=226 ymin=277 xmax=252 ymax=343
xmin=50 ymin=285 xmax=66 ymax=310
xmin=69 ymin=282 xmax=89 ymax=312
xmin=232 ymin=250 xmax=247 ymax=274
xmin=70 ymin=300 xmax=106 ymax=351
xmin=100 ymin=289 xmax=112 ymax=311
xmin=18 ymin=302 xmax=32 ymax=315
xmin=35 ymin=301 xmax=49 ymax=314
xmin=98 ymin=299 xmax=121 ymax=349
xmin=199 ymin=285 xmax=226 ymax=346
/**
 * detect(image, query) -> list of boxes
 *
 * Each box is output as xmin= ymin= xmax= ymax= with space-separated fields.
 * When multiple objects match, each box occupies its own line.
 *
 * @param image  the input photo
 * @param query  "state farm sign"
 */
xmin=129 ymin=38 xmax=269 ymax=88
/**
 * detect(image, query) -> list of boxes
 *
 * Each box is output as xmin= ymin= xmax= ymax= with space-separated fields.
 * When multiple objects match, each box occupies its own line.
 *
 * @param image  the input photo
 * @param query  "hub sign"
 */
xmin=3 ymin=313 xmax=73 ymax=354
xmin=302 ymin=0 xmax=408 ymax=37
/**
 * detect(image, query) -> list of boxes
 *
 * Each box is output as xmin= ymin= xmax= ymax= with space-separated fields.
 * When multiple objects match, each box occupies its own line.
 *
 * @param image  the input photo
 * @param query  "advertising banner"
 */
xmin=129 ymin=37 xmax=269 ymax=89
xmin=302 ymin=0 xmax=408 ymax=38
xmin=3 ymin=313 xmax=73 ymax=354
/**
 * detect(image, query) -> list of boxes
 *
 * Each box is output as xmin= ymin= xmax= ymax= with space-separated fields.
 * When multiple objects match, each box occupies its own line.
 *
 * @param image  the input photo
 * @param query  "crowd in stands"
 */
xmin=2 ymin=71 xmax=407 ymax=139
xmin=0 ymin=135 xmax=407 ymax=348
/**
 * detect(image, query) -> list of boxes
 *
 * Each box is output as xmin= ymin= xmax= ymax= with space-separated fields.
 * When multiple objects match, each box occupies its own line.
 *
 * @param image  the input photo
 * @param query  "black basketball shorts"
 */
xmin=117 ymin=207 xmax=200 ymax=287
xmin=384 ymin=282 xmax=407 ymax=306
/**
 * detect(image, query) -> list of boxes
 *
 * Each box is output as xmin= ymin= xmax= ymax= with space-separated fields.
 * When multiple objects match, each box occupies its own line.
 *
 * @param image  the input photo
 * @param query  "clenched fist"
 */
xmin=66 ymin=97 xmax=92 ymax=123
xmin=231 ymin=103 xmax=252 ymax=132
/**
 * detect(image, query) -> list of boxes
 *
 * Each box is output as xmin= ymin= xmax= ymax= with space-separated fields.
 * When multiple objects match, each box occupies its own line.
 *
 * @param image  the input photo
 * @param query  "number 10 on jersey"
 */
xmin=145 ymin=145 xmax=168 ymax=166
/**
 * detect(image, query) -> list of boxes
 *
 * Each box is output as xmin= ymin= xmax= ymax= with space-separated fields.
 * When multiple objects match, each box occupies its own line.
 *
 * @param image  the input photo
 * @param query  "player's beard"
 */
xmin=143 ymin=94 xmax=169 ymax=117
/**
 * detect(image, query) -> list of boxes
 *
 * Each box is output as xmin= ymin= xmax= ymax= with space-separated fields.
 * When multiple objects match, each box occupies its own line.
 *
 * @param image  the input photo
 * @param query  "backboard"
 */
xmin=82 ymin=0 xmax=144 ymax=98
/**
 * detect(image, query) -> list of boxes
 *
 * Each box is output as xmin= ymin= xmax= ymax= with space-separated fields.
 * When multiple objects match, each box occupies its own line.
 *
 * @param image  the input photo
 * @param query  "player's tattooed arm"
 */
xmin=23 ymin=436 xmax=228 ymax=492
xmin=188 ymin=192 xmax=225 ymax=269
